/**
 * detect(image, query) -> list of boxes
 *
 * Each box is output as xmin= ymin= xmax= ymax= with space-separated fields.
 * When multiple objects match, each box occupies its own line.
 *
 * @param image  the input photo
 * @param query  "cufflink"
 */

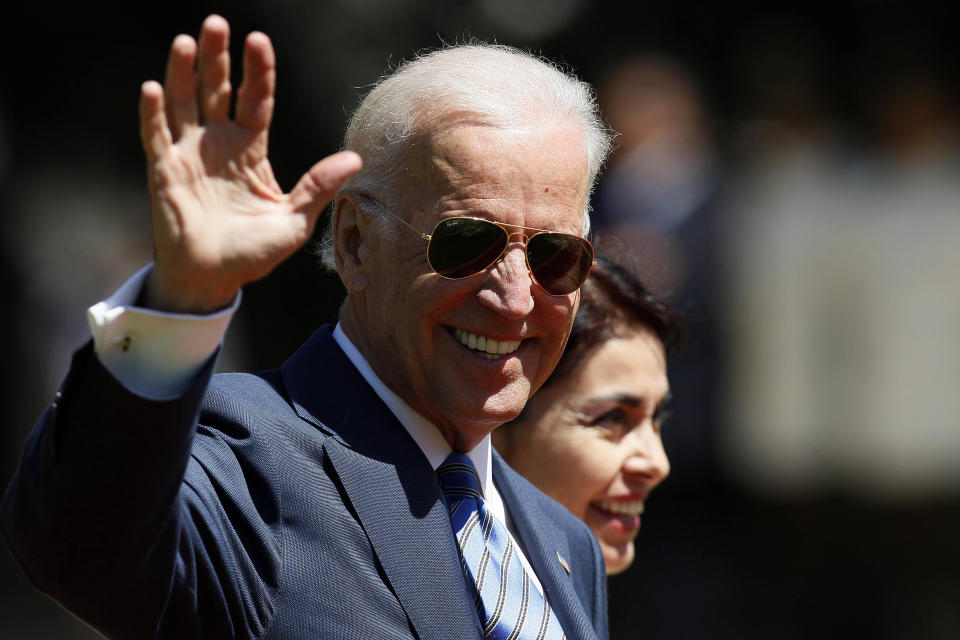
xmin=556 ymin=551 xmax=571 ymax=575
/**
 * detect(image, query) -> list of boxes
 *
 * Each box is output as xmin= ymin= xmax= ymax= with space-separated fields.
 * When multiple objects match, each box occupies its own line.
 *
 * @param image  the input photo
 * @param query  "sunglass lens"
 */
xmin=526 ymin=233 xmax=594 ymax=295
xmin=428 ymin=218 xmax=508 ymax=279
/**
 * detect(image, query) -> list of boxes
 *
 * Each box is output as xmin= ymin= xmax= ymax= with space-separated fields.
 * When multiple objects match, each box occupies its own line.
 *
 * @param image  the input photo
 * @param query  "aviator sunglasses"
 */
xmin=355 ymin=194 xmax=596 ymax=296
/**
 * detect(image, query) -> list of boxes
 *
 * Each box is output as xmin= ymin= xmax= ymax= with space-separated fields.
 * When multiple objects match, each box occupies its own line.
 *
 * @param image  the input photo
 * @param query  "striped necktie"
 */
xmin=437 ymin=452 xmax=566 ymax=639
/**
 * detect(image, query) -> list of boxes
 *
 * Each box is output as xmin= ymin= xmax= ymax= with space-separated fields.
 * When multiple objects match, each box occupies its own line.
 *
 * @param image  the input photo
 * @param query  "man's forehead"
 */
xmin=424 ymin=119 xmax=587 ymax=161
xmin=398 ymin=121 xmax=589 ymax=223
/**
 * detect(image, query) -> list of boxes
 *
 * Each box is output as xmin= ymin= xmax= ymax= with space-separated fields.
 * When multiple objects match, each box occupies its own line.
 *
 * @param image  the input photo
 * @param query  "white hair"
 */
xmin=318 ymin=43 xmax=613 ymax=270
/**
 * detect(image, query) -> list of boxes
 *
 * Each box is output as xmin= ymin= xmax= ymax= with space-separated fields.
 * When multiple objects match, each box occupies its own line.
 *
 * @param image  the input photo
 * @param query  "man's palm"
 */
xmin=139 ymin=15 xmax=360 ymax=313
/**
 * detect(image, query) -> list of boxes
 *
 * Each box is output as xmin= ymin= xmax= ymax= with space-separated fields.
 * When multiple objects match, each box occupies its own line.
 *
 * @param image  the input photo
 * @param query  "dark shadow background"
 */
xmin=2 ymin=1 xmax=958 ymax=637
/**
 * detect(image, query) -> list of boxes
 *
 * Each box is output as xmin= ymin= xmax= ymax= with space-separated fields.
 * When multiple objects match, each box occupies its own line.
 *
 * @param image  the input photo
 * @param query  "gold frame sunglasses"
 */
xmin=355 ymin=193 xmax=596 ymax=296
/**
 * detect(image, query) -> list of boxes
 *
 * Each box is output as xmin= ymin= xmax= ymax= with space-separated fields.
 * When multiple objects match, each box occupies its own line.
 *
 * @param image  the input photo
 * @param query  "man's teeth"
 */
xmin=453 ymin=328 xmax=521 ymax=359
xmin=593 ymin=499 xmax=645 ymax=516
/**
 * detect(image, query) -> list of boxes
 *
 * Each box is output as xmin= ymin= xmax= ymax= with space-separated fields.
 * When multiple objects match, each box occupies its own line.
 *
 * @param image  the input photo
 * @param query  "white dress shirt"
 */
xmin=86 ymin=265 xmax=239 ymax=399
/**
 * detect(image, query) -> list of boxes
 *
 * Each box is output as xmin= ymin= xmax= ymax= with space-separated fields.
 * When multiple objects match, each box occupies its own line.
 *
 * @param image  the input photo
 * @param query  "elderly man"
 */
xmin=2 ymin=15 xmax=611 ymax=640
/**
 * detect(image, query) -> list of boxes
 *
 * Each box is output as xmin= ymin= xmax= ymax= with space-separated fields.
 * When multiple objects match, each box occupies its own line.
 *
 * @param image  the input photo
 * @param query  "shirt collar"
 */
xmin=332 ymin=323 xmax=492 ymax=493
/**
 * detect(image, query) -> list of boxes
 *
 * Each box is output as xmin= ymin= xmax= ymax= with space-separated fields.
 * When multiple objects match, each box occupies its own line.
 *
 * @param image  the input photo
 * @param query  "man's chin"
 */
xmin=479 ymin=383 xmax=534 ymax=422
xmin=437 ymin=389 xmax=531 ymax=449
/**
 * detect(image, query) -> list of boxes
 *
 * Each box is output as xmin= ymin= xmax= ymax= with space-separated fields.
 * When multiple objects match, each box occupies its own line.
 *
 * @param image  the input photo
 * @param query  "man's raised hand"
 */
xmin=138 ymin=15 xmax=361 ymax=314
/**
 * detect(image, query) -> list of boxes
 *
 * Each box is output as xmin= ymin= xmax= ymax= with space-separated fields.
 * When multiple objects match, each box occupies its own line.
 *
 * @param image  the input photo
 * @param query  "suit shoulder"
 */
xmin=206 ymin=369 xmax=286 ymax=406
xmin=496 ymin=453 xmax=589 ymax=531
xmin=495 ymin=451 xmax=604 ymax=568
xmin=201 ymin=370 xmax=296 ymax=422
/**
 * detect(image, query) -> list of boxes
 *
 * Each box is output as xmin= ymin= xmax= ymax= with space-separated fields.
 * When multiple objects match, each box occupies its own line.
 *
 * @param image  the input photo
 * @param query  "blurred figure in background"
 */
xmin=494 ymin=255 xmax=685 ymax=574
xmin=720 ymin=28 xmax=960 ymax=500
xmin=592 ymin=55 xmax=718 ymax=296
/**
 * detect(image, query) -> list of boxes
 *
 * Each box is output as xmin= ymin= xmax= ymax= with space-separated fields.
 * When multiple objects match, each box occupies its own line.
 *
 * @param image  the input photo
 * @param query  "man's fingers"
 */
xmin=139 ymin=81 xmax=172 ymax=161
xmin=235 ymin=31 xmax=276 ymax=131
xmin=197 ymin=15 xmax=232 ymax=124
xmin=164 ymin=34 xmax=199 ymax=138
xmin=288 ymin=151 xmax=363 ymax=217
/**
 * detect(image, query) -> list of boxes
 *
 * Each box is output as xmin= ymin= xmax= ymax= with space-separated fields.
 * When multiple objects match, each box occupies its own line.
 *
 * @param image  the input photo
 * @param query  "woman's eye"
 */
xmin=653 ymin=405 xmax=673 ymax=424
xmin=592 ymin=407 xmax=626 ymax=427
xmin=652 ymin=407 xmax=673 ymax=431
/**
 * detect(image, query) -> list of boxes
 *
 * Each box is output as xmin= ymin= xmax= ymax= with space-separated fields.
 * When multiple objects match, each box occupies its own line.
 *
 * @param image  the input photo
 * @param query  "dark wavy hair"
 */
xmin=544 ymin=254 xmax=685 ymax=387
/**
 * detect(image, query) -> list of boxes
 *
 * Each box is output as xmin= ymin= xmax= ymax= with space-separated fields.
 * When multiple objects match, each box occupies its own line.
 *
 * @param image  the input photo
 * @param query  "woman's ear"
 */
xmin=333 ymin=194 xmax=369 ymax=292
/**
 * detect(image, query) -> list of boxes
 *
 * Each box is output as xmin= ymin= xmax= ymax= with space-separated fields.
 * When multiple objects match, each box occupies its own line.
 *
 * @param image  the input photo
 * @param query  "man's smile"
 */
xmin=450 ymin=327 xmax=522 ymax=360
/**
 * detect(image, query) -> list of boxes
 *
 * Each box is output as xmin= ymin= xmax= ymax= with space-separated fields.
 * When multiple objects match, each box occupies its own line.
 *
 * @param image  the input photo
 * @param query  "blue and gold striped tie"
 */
xmin=438 ymin=452 xmax=566 ymax=639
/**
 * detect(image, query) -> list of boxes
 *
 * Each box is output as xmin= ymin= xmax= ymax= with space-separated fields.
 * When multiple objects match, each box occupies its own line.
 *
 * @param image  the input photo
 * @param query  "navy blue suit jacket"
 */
xmin=2 ymin=325 xmax=607 ymax=639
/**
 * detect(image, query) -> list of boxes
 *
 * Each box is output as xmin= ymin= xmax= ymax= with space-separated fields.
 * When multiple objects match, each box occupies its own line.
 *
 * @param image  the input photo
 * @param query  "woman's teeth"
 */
xmin=453 ymin=328 xmax=521 ymax=359
xmin=593 ymin=499 xmax=645 ymax=516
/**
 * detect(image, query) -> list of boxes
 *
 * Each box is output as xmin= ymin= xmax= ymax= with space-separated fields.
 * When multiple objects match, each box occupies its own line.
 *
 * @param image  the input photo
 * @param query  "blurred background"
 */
xmin=1 ymin=1 xmax=957 ymax=637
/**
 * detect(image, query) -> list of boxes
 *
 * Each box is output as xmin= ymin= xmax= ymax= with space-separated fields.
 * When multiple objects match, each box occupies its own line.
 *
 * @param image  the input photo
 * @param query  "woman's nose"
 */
xmin=622 ymin=426 xmax=670 ymax=487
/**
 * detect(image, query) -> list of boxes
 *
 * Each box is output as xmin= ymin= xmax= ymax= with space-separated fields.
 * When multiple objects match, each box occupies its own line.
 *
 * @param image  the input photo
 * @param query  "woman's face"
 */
xmin=495 ymin=325 xmax=671 ymax=574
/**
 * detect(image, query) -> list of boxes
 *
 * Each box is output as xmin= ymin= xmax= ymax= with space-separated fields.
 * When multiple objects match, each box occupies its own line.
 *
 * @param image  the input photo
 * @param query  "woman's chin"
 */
xmin=599 ymin=539 xmax=636 ymax=575
xmin=584 ymin=505 xmax=640 ymax=574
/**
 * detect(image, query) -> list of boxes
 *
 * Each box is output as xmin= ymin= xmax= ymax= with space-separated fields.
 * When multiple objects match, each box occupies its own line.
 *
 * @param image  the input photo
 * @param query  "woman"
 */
xmin=494 ymin=255 xmax=684 ymax=574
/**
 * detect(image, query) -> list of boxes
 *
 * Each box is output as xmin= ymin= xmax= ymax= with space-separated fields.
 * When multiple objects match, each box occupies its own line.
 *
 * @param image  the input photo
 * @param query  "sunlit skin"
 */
xmin=335 ymin=119 xmax=591 ymax=452
xmin=494 ymin=326 xmax=671 ymax=574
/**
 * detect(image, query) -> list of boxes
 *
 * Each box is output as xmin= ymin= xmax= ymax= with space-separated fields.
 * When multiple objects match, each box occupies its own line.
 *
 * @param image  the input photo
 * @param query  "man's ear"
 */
xmin=333 ymin=194 xmax=369 ymax=292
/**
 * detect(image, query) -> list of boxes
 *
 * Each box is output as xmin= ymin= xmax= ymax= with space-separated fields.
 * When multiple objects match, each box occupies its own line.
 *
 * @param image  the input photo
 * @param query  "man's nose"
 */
xmin=476 ymin=242 xmax=535 ymax=318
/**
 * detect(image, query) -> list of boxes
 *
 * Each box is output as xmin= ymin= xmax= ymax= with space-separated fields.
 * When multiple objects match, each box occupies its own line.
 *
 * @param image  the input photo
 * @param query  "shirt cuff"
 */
xmin=86 ymin=264 xmax=240 ymax=400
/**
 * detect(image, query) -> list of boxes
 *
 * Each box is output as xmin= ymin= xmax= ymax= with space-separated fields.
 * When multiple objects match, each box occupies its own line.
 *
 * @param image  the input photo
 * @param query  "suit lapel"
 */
xmin=494 ymin=453 xmax=600 ymax=640
xmin=281 ymin=327 xmax=481 ymax=640
xmin=322 ymin=441 xmax=480 ymax=640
